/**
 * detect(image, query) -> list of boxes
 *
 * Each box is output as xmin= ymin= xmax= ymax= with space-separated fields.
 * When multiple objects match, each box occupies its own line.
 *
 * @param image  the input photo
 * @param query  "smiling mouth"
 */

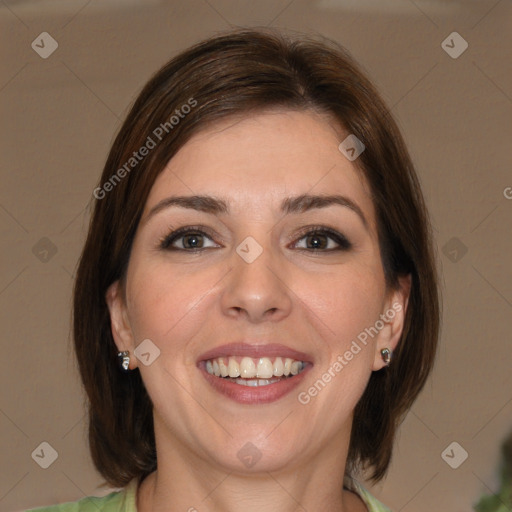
xmin=204 ymin=356 xmax=306 ymax=387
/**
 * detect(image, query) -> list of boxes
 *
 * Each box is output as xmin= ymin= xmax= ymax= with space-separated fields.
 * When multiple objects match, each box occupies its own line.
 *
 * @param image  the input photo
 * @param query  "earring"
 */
xmin=118 ymin=350 xmax=131 ymax=371
xmin=380 ymin=348 xmax=392 ymax=365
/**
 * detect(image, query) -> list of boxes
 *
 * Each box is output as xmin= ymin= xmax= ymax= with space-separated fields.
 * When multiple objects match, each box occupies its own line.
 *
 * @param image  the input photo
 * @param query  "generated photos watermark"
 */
xmin=297 ymin=302 xmax=402 ymax=405
xmin=93 ymin=97 xmax=198 ymax=200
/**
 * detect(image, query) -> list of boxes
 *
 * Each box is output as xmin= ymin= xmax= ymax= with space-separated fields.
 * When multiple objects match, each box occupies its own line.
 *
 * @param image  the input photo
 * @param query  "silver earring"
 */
xmin=118 ymin=350 xmax=131 ymax=371
xmin=380 ymin=348 xmax=392 ymax=365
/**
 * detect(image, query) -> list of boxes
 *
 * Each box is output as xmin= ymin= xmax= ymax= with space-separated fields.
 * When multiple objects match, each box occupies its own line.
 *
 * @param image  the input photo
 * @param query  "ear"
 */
xmin=105 ymin=280 xmax=138 ymax=370
xmin=372 ymin=274 xmax=412 ymax=371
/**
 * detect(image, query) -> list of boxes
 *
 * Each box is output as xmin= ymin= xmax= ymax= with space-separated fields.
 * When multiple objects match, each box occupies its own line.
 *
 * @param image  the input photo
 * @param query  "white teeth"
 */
xmin=290 ymin=361 xmax=300 ymax=375
xmin=283 ymin=358 xmax=292 ymax=376
xmin=240 ymin=357 xmax=257 ymax=378
xmin=205 ymin=356 xmax=305 ymax=379
xmin=273 ymin=357 xmax=284 ymax=376
xmin=218 ymin=358 xmax=229 ymax=377
xmin=240 ymin=378 xmax=259 ymax=387
xmin=228 ymin=358 xmax=240 ymax=378
xmin=256 ymin=357 xmax=274 ymax=379
xmin=232 ymin=377 xmax=281 ymax=387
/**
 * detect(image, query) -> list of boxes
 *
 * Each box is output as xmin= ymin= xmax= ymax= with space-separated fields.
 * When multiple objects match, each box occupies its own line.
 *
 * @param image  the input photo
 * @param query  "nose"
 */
xmin=220 ymin=238 xmax=292 ymax=323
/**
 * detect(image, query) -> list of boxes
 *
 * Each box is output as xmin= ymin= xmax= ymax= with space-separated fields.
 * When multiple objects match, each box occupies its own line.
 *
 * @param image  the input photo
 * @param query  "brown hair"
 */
xmin=73 ymin=27 xmax=440 ymax=488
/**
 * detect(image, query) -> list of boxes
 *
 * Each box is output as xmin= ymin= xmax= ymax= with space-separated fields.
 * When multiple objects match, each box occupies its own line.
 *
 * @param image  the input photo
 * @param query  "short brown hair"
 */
xmin=73 ymin=27 xmax=440 ymax=488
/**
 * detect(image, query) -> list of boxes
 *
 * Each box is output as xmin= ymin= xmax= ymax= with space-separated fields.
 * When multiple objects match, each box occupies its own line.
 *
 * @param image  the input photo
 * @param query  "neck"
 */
xmin=138 ymin=469 xmax=367 ymax=512
xmin=136 ymin=416 xmax=367 ymax=512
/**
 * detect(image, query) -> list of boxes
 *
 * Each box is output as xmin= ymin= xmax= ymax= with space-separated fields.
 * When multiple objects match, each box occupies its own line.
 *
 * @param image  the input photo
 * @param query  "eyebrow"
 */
xmin=144 ymin=193 xmax=368 ymax=228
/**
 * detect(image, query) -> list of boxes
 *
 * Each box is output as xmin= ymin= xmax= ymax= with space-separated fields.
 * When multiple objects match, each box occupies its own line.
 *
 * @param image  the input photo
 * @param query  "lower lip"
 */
xmin=199 ymin=363 xmax=312 ymax=404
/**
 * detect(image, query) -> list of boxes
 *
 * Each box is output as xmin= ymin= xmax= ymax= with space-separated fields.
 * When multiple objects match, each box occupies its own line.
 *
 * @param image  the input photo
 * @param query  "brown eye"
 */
xmin=160 ymin=227 xmax=219 ymax=251
xmin=305 ymin=233 xmax=328 ymax=249
xmin=294 ymin=228 xmax=352 ymax=251
xmin=181 ymin=233 xmax=204 ymax=249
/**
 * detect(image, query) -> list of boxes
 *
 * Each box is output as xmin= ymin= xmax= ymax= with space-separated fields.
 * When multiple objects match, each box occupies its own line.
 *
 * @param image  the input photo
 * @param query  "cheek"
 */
xmin=125 ymin=258 xmax=214 ymax=346
xmin=295 ymin=267 xmax=385 ymax=414
xmin=299 ymin=263 xmax=386 ymax=345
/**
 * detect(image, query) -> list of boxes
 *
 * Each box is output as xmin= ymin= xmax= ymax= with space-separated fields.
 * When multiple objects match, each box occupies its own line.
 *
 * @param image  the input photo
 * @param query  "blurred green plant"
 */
xmin=474 ymin=431 xmax=512 ymax=512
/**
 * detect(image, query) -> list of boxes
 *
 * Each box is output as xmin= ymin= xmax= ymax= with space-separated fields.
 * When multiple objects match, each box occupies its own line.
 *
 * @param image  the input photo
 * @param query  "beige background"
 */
xmin=1 ymin=1 xmax=511 ymax=511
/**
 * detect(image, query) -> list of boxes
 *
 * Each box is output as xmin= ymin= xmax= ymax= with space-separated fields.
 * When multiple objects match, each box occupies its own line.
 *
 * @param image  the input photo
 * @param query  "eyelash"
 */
xmin=158 ymin=225 xmax=352 ymax=252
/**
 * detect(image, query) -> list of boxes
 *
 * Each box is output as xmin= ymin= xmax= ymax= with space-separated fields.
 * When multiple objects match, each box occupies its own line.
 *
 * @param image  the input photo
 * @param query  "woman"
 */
xmin=30 ymin=27 xmax=439 ymax=512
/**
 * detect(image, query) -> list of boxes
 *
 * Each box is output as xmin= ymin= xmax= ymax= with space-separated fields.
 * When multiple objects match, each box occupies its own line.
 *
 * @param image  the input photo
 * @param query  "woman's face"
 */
xmin=107 ymin=109 xmax=409 ymax=474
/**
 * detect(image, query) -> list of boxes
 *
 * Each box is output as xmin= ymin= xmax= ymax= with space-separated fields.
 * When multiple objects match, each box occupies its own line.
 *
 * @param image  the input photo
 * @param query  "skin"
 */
xmin=106 ymin=109 xmax=411 ymax=512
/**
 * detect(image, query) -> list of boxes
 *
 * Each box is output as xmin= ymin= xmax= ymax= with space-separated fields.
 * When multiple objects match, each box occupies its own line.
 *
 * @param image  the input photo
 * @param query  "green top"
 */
xmin=28 ymin=478 xmax=392 ymax=511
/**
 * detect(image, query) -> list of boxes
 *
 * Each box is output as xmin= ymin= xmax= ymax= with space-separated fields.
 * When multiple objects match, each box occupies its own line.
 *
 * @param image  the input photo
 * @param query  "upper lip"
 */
xmin=198 ymin=342 xmax=314 ymax=363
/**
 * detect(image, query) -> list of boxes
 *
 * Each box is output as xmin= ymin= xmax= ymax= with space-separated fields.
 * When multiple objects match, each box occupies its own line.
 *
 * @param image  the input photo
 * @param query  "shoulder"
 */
xmin=26 ymin=479 xmax=138 ymax=512
xmin=348 ymin=479 xmax=393 ymax=512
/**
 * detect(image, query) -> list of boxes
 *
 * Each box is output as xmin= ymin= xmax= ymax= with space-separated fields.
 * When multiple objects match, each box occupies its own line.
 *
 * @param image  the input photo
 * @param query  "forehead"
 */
xmin=144 ymin=109 xmax=376 ymax=226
